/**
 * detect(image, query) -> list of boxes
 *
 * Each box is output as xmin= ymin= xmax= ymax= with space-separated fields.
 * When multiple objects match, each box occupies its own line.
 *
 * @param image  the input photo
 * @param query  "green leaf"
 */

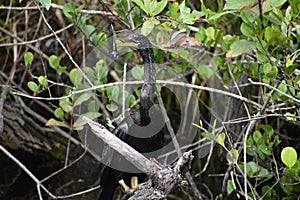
xmin=111 ymin=86 xmax=120 ymax=102
xmin=201 ymin=131 xmax=215 ymax=140
xmin=206 ymin=27 xmax=215 ymax=40
xmin=246 ymin=161 xmax=259 ymax=176
xmin=27 ymin=81 xmax=39 ymax=93
xmin=141 ymin=19 xmax=155 ymax=35
xmin=73 ymin=92 xmax=94 ymax=107
xmin=36 ymin=0 xmax=51 ymax=10
xmin=57 ymin=66 xmax=67 ymax=75
xmin=256 ymin=50 xmax=269 ymax=62
xmin=227 ymin=179 xmax=235 ymax=195
xmin=170 ymin=2 xmax=180 ymax=19
xmin=240 ymin=22 xmax=255 ymax=37
xmin=224 ymin=0 xmax=257 ymax=10
xmin=73 ymin=112 xmax=101 ymax=128
xmin=262 ymin=0 xmax=287 ymax=13
xmin=128 ymin=94 xmax=136 ymax=106
xmin=263 ymin=63 xmax=278 ymax=78
xmin=63 ymin=2 xmax=76 ymax=20
xmin=281 ymin=147 xmax=297 ymax=168
xmin=88 ymin=100 xmax=100 ymax=112
xmin=152 ymin=0 xmax=167 ymax=16
xmin=132 ymin=66 xmax=144 ymax=80
xmin=226 ymin=40 xmax=256 ymax=58
xmin=83 ymin=25 xmax=96 ymax=39
xmin=253 ymin=131 xmax=262 ymax=143
xmin=258 ymin=144 xmax=272 ymax=155
xmin=216 ymin=132 xmax=225 ymax=147
xmin=106 ymin=104 xmax=118 ymax=112
xmin=208 ymin=10 xmax=237 ymax=21
xmin=260 ymin=124 xmax=274 ymax=137
xmin=240 ymin=10 xmax=255 ymax=24
xmin=49 ymin=55 xmax=61 ymax=70
xmin=54 ymin=108 xmax=65 ymax=119
xmin=226 ymin=148 xmax=239 ymax=164
xmin=132 ymin=0 xmax=148 ymax=14
xmin=144 ymin=0 xmax=151 ymax=14
xmin=46 ymin=118 xmax=69 ymax=128
xmin=278 ymin=80 xmax=287 ymax=93
xmin=95 ymin=60 xmax=108 ymax=83
xmin=38 ymin=76 xmax=48 ymax=88
xmin=59 ymin=99 xmax=73 ymax=113
xmin=150 ymin=0 xmax=158 ymax=15
xmin=24 ymin=52 xmax=34 ymax=67
xmin=69 ymin=68 xmax=83 ymax=86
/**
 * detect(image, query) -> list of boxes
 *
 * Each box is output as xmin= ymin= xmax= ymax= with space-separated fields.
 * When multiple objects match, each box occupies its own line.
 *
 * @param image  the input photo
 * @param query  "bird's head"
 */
xmin=118 ymin=31 xmax=152 ymax=50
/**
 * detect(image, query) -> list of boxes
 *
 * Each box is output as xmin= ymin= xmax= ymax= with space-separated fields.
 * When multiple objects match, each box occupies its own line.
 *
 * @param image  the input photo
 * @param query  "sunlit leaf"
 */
xmin=216 ymin=133 xmax=225 ymax=147
xmin=70 ymin=68 xmax=83 ymax=86
xmin=54 ymin=108 xmax=65 ymax=119
xmin=49 ymin=55 xmax=61 ymax=70
xmin=46 ymin=118 xmax=69 ymax=128
xmin=38 ymin=76 xmax=48 ymax=88
xmin=281 ymin=147 xmax=297 ymax=168
xmin=226 ymin=40 xmax=256 ymax=57
xmin=224 ymin=0 xmax=257 ymax=10
xmin=24 ymin=52 xmax=34 ymax=67
xmin=27 ymin=81 xmax=39 ymax=93
xmin=152 ymin=0 xmax=168 ymax=16
xmin=73 ymin=92 xmax=94 ymax=107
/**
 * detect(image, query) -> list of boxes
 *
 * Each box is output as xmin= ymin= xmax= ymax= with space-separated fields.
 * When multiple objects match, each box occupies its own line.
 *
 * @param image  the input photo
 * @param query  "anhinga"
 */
xmin=98 ymin=32 xmax=164 ymax=200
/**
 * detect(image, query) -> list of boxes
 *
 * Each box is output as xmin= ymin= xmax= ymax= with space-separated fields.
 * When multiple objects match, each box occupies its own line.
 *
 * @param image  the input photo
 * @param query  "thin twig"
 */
xmin=241 ymin=80 xmax=279 ymax=200
xmin=0 ymin=24 xmax=74 ymax=47
xmin=36 ymin=4 xmax=94 ymax=86
xmin=156 ymin=87 xmax=203 ymax=199
xmin=0 ymin=3 xmax=117 ymax=15
xmin=122 ymin=63 xmax=127 ymax=119
xmin=126 ymin=0 xmax=135 ymax=29
xmin=12 ymin=80 xmax=262 ymax=109
xmin=249 ymin=78 xmax=300 ymax=104
xmin=0 ymin=26 xmax=49 ymax=60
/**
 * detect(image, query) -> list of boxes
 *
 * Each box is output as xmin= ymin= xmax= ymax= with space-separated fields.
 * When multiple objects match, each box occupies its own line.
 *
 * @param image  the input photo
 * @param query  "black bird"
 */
xmin=98 ymin=32 xmax=164 ymax=200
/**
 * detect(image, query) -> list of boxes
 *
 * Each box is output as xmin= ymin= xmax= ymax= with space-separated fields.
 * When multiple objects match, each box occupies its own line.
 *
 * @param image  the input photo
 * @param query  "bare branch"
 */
xmin=83 ymin=116 xmax=162 ymax=175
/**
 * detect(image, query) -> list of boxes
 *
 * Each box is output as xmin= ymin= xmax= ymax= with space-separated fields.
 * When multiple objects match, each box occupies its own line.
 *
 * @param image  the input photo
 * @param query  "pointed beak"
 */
xmin=117 ymin=30 xmax=139 ymax=47
xmin=118 ymin=42 xmax=138 ymax=47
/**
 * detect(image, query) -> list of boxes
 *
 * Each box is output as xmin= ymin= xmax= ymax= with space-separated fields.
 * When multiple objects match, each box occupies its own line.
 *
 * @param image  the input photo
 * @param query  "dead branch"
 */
xmin=83 ymin=116 xmax=194 ymax=199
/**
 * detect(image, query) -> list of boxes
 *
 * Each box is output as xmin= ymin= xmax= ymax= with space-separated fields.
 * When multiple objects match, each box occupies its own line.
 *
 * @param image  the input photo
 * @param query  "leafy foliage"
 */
xmin=14 ymin=0 xmax=300 ymax=198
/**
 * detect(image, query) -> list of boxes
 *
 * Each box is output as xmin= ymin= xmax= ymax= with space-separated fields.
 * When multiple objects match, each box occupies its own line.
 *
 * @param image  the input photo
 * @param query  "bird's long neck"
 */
xmin=139 ymin=47 xmax=156 ymax=124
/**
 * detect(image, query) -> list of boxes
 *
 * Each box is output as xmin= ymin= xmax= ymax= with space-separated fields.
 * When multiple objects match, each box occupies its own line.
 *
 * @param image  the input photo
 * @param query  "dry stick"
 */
xmin=228 ymin=66 xmax=250 ymax=118
xmin=83 ymin=116 xmax=162 ymax=175
xmin=0 ymin=23 xmax=18 ymax=132
xmin=83 ymin=116 xmax=195 ymax=199
xmin=0 ymin=3 xmax=117 ymax=15
xmin=0 ymin=24 xmax=74 ymax=47
xmin=126 ymin=0 xmax=135 ymax=29
xmin=0 ymin=26 xmax=49 ymax=60
xmin=156 ymin=90 xmax=203 ymax=199
xmin=122 ymin=63 xmax=127 ymax=119
xmin=241 ymin=80 xmax=279 ymax=200
xmin=249 ymin=78 xmax=300 ymax=104
xmin=36 ymin=4 xmax=94 ymax=87
xmin=223 ymin=113 xmax=300 ymax=124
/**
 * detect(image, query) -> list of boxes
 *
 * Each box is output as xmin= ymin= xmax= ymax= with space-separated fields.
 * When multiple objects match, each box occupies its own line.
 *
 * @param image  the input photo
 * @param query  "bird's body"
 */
xmin=98 ymin=33 xmax=164 ymax=200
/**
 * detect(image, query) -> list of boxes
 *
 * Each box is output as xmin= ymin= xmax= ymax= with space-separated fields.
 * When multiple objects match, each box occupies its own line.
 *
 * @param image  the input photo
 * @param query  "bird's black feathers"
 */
xmin=98 ymin=32 xmax=164 ymax=200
